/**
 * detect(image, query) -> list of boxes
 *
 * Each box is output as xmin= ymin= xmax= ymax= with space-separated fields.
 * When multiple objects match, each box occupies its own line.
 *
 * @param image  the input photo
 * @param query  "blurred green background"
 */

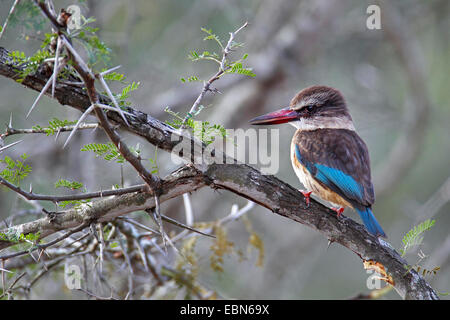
xmin=0 ymin=0 xmax=449 ymax=299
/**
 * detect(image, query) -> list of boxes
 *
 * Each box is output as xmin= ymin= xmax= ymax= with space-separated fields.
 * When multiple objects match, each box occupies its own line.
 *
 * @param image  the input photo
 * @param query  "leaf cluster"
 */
xmin=54 ymin=179 xmax=84 ymax=190
xmin=81 ymin=142 xmax=125 ymax=163
xmin=8 ymin=49 xmax=52 ymax=83
xmin=400 ymin=219 xmax=436 ymax=256
xmin=32 ymin=118 xmax=77 ymax=136
xmin=164 ymin=107 xmax=227 ymax=145
xmin=0 ymin=154 xmax=32 ymax=186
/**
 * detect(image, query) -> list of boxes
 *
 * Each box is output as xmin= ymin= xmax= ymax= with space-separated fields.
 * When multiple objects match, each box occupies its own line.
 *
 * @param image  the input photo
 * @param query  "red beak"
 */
xmin=249 ymin=107 xmax=298 ymax=125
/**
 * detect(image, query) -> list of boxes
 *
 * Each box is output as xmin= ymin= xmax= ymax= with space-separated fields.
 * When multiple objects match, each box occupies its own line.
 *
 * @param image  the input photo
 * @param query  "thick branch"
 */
xmin=0 ymin=166 xmax=205 ymax=252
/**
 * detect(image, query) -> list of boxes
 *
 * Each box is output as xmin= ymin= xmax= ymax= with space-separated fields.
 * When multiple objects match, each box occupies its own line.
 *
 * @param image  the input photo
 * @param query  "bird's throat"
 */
xmin=289 ymin=116 xmax=355 ymax=131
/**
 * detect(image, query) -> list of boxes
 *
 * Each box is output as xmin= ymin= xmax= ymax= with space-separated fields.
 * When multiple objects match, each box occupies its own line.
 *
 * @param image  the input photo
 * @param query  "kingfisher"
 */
xmin=249 ymin=85 xmax=386 ymax=238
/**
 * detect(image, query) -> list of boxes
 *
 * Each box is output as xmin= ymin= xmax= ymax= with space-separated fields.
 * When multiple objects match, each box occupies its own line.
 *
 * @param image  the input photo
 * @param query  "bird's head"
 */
xmin=249 ymin=85 xmax=355 ymax=131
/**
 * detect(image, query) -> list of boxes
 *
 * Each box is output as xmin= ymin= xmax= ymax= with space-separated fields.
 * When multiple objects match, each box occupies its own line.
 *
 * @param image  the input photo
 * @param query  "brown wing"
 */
xmin=293 ymin=129 xmax=375 ymax=208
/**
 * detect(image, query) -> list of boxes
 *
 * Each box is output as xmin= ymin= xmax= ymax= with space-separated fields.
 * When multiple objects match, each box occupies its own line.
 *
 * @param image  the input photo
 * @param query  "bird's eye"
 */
xmin=306 ymin=105 xmax=314 ymax=112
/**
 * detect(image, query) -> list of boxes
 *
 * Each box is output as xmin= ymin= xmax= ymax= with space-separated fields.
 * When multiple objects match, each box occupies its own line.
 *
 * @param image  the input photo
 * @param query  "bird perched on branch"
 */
xmin=249 ymin=85 xmax=386 ymax=238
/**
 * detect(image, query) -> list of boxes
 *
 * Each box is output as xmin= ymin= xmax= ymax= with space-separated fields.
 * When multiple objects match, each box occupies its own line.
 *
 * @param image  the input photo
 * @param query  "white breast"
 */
xmin=290 ymin=142 xmax=312 ymax=189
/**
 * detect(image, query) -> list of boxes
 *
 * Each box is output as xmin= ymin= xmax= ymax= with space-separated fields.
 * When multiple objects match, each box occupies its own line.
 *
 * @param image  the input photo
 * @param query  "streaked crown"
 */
xmin=289 ymin=85 xmax=352 ymax=121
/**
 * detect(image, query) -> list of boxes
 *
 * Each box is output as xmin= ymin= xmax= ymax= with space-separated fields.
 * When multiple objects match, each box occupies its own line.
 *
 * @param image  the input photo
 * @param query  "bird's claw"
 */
xmin=331 ymin=207 xmax=344 ymax=218
xmin=299 ymin=190 xmax=312 ymax=208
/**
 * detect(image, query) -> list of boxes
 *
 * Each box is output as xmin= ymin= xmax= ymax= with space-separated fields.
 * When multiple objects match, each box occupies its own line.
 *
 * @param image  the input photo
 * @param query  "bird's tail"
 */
xmin=356 ymin=207 xmax=386 ymax=238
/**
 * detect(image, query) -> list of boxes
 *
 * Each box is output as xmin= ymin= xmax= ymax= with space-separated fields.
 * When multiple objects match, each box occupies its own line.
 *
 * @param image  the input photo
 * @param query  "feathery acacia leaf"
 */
xmin=400 ymin=219 xmax=436 ymax=256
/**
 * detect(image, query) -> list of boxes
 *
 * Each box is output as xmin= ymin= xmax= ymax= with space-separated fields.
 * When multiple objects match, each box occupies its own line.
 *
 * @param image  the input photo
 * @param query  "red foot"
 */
xmin=331 ymin=207 xmax=344 ymax=218
xmin=299 ymin=190 xmax=312 ymax=207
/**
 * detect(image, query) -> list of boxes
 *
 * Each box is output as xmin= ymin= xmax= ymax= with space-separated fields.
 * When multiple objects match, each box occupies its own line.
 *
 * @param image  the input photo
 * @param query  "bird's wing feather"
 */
xmin=293 ymin=129 xmax=374 ymax=207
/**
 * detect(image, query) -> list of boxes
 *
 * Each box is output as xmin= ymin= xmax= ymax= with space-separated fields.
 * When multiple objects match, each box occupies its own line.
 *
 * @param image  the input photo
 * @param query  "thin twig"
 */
xmin=77 ymin=288 xmax=118 ymax=300
xmin=0 ymin=271 xmax=26 ymax=299
xmin=160 ymin=214 xmax=214 ymax=238
xmin=99 ymin=65 xmax=121 ymax=76
xmin=0 ymin=0 xmax=20 ymax=41
xmin=220 ymin=22 xmax=249 ymax=71
xmin=97 ymin=223 xmax=105 ymax=274
xmin=4 ymin=123 xmax=99 ymax=137
xmin=150 ymin=195 xmax=167 ymax=253
xmin=0 ymin=176 xmax=145 ymax=202
xmin=1 ymin=260 xmax=6 ymax=295
xmin=181 ymin=21 xmax=248 ymax=125
xmin=0 ymin=223 xmax=89 ymax=260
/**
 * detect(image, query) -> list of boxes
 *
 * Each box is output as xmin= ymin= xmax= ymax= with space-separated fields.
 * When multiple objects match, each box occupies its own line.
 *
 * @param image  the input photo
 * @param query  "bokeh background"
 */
xmin=0 ymin=0 xmax=449 ymax=299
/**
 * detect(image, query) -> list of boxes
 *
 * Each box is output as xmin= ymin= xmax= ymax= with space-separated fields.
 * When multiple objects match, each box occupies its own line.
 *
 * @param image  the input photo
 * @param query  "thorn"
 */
xmin=28 ymin=251 xmax=38 ymax=264
xmin=0 ymin=267 xmax=12 ymax=274
xmin=51 ymin=36 xmax=62 ymax=98
xmin=97 ymin=75 xmax=130 ymax=126
xmin=55 ymin=128 xmax=61 ymax=141
xmin=0 ymin=140 xmax=22 ymax=153
xmin=99 ymin=65 xmax=121 ymax=76
xmin=327 ymin=239 xmax=335 ymax=250
xmin=63 ymin=104 xmax=95 ymax=148
xmin=37 ymin=248 xmax=45 ymax=261
xmin=211 ymin=87 xmax=222 ymax=94
xmin=26 ymin=60 xmax=67 ymax=118
xmin=27 ymin=74 xmax=53 ymax=118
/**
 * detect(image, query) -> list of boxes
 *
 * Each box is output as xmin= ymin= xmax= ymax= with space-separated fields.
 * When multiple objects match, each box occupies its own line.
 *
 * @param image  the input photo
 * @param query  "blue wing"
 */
xmin=293 ymin=129 xmax=374 ymax=208
xmin=295 ymin=145 xmax=365 ymax=204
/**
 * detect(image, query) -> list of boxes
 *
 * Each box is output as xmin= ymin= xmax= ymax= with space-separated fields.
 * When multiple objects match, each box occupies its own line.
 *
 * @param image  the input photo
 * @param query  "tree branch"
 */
xmin=0 ymin=176 xmax=146 ymax=202
xmin=0 ymin=166 xmax=205 ymax=252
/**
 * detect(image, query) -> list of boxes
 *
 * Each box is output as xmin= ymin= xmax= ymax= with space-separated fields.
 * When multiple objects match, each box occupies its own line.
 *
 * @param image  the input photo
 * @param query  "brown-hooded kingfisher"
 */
xmin=249 ymin=85 xmax=386 ymax=238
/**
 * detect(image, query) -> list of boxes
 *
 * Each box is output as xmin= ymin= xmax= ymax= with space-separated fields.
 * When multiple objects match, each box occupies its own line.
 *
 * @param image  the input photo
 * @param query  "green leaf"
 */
xmin=55 ymin=179 xmax=84 ymax=190
xmin=400 ymin=219 xmax=436 ymax=256
xmin=117 ymin=81 xmax=140 ymax=103
xmin=200 ymin=27 xmax=223 ymax=49
xmin=0 ymin=154 xmax=32 ymax=186
xmin=227 ymin=62 xmax=255 ymax=77
xmin=35 ymin=118 xmax=78 ymax=136
xmin=102 ymin=71 xmax=127 ymax=83
xmin=8 ymin=49 xmax=52 ymax=83
xmin=81 ymin=142 xmax=125 ymax=163
xmin=188 ymin=50 xmax=200 ymax=61
xmin=58 ymin=199 xmax=91 ymax=209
